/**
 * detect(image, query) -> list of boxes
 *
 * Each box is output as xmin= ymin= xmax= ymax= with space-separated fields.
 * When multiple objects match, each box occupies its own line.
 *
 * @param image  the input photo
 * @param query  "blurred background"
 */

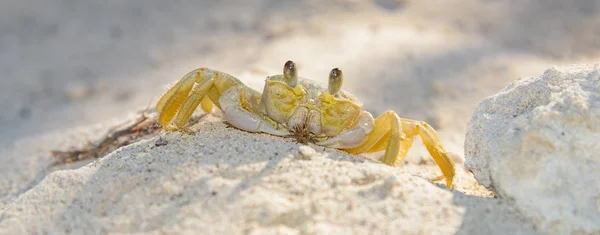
xmin=1 ymin=0 xmax=599 ymax=148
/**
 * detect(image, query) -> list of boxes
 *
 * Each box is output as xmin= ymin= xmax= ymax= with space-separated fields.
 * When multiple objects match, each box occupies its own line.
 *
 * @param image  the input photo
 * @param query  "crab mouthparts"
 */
xmin=289 ymin=124 xmax=314 ymax=145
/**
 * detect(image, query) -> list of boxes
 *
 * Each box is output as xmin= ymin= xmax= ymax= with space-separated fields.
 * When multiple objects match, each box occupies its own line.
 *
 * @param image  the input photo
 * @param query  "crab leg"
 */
xmin=344 ymin=111 xmax=403 ymax=164
xmin=156 ymin=70 xmax=201 ymax=127
xmin=399 ymin=118 xmax=455 ymax=188
xmin=156 ymin=66 xmax=289 ymax=136
xmin=344 ymin=111 xmax=455 ymax=187
xmin=200 ymin=96 xmax=213 ymax=113
xmin=156 ymin=68 xmax=243 ymax=129
xmin=173 ymin=78 xmax=215 ymax=128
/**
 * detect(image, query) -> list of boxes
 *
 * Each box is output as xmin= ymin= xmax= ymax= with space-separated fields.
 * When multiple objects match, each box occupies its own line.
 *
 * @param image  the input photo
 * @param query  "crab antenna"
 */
xmin=283 ymin=60 xmax=298 ymax=87
xmin=328 ymin=68 xmax=343 ymax=94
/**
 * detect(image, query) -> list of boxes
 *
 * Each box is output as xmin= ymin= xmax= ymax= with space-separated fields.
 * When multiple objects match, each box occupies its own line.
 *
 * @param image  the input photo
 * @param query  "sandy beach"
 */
xmin=1 ymin=0 xmax=599 ymax=234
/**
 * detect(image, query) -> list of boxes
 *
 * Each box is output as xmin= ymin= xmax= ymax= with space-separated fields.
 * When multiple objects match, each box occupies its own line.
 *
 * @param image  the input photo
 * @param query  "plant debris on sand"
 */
xmin=50 ymin=110 xmax=160 ymax=165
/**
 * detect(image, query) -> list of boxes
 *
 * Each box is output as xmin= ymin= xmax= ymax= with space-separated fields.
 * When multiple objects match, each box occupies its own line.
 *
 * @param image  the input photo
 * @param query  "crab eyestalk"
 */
xmin=283 ymin=60 xmax=298 ymax=87
xmin=328 ymin=68 xmax=343 ymax=95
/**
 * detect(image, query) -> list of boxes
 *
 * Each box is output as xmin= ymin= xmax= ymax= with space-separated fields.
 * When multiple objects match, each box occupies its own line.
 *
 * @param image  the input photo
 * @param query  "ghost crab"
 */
xmin=156 ymin=61 xmax=456 ymax=187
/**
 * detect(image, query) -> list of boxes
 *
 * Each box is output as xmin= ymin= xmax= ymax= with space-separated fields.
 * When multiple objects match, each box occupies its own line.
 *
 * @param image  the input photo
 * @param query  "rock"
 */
xmin=465 ymin=64 xmax=600 ymax=234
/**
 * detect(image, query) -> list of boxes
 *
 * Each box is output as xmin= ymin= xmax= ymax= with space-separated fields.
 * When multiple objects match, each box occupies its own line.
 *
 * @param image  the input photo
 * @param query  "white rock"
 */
xmin=465 ymin=64 xmax=600 ymax=234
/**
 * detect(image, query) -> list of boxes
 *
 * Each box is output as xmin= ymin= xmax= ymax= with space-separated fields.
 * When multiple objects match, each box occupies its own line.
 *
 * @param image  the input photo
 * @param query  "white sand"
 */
xmin=1 ymin=118 xmax=537 ymax=234
xmin=1 ymin=0 xmax=599 ymax=234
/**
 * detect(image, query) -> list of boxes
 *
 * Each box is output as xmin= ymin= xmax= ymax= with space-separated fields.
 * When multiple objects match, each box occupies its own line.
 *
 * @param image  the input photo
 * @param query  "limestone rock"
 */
xmin=465 ymin=64 xmax=600 ymax=234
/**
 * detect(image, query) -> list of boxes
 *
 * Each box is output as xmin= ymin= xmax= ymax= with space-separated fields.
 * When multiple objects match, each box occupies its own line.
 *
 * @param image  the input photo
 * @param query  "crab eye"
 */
xmin=283 ymin=60 xmax=298 ymax=88
xmin=328 ymin=68 xmax=343 ymax=95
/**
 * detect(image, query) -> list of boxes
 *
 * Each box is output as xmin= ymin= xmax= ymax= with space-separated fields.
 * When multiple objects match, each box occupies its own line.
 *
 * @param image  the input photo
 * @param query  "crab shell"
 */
xmin=256 ymin=75 xmax=374 ymax=148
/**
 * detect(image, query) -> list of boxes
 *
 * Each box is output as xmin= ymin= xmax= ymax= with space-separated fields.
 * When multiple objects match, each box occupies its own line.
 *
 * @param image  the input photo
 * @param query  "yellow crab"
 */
xmin=156 ymin=61 xmax=456 ymax=187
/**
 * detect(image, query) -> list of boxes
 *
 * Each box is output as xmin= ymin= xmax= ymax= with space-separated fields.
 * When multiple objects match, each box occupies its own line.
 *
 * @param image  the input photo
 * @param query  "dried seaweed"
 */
xmin=50 ymin=110 xmax=160 ymax=165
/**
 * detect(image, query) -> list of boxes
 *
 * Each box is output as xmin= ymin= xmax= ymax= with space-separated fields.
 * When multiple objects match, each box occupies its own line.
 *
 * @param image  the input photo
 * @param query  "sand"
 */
xmin=1 ymin=0 xmax=599 ymax=234
xmin=0 ymin=117 xmax=537 ymax=234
